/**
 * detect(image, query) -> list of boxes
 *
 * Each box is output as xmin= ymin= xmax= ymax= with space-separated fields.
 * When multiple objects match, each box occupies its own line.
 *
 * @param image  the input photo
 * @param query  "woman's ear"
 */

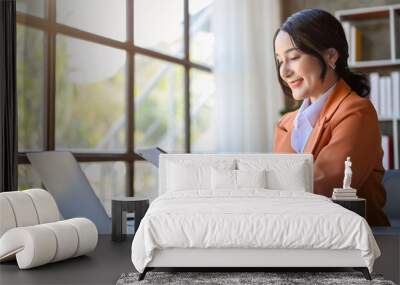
xmin=325 ymin=48 xmax=339 ymax=69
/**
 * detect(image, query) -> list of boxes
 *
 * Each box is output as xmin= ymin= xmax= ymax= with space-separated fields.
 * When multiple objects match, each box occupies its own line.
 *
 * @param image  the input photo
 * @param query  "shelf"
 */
xmin=339 ymin=10 xmax=389 ymax=21
xmin=379 ymin=117 xmax=400 ymax=121
xmin=349 ymin=59 xmax=400 ymax=72
xmin=336 ymin=4 xmax=400 ymax=21
xmin=336 ymin=4 xmax=400 ymax=170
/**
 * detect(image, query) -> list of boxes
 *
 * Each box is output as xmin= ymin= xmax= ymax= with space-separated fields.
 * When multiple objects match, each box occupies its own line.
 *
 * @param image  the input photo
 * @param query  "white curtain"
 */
xmin=213 ymin=0 xmax=283 ymax=152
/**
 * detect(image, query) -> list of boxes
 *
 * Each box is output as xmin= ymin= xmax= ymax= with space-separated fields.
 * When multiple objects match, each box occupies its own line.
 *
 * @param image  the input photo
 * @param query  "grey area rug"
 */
xmin=116 ymin=271 xmax=396 ymax=285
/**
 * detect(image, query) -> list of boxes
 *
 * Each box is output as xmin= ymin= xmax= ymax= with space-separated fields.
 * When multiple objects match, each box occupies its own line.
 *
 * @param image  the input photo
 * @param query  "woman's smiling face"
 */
xmin=274 ymin=30 xmax=335 ymax=103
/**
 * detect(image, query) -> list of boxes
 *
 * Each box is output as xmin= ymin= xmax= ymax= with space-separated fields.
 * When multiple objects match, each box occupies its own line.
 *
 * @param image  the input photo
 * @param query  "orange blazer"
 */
xmin=274 ymin=79 xmax=390 ymax=226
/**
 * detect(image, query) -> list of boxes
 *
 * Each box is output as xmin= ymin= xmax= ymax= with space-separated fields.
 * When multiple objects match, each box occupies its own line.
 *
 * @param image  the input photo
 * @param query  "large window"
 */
xmin=17 ymin=0 xmax=215 ymax=212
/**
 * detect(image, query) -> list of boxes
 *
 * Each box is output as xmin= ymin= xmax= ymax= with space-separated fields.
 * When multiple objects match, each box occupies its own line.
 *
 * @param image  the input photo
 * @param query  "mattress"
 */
xmin=131 ymin=189 xmax=380 ymax=273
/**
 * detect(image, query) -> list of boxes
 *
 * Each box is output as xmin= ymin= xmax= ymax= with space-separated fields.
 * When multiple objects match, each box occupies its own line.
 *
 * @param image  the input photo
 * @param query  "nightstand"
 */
xmin=112 ymin=197 xmax=149 ymax=242
xmin=331 ymin=198 xmax=366 ymax=218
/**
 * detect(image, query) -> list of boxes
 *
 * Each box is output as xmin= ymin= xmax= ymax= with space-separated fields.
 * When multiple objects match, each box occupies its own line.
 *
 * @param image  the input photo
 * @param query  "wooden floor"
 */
xmin=0 ymin=235 xmax=134 ymax=285
xmin=1 ymin=230 xmax=398 ymax=285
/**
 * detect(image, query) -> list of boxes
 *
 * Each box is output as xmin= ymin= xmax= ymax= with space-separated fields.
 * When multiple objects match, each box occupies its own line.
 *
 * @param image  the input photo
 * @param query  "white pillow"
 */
xmin=211 ymin=168 xmax=236 ymax=190
xmin=166 ymin=160 xmax=235 ymax=191
xmin=236 ymin=169 xmax=267 ymax=188
xmin=211 ymin=169 xmax=267 ymax=190
xmin=267 ymin=167 xmax=307 ymax=191
xmin=167 ymin=163 xmax=210 ymax=191
xmin=237 ymin=159 xmax=308 ymax=191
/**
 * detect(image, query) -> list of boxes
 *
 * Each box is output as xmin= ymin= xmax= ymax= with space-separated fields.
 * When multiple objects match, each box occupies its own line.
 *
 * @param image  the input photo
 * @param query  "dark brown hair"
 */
xmin=273 ymin=9 xmax=370 ymax=98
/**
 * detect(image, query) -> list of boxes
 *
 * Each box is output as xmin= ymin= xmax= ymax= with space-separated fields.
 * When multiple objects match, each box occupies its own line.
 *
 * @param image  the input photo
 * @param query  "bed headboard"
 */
xmin=159 ymin=153 xmax=313 ymax=195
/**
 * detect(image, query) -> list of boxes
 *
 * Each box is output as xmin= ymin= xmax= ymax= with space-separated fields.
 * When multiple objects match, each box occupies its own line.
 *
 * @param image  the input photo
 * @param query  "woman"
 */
xmin=273 ymin=9 xmax=390 ymax=226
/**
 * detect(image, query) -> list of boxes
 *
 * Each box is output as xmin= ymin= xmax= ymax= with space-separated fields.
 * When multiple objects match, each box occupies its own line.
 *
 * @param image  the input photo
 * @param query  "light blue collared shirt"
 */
xmin=291 ymin=83 xmax=337 ymax=153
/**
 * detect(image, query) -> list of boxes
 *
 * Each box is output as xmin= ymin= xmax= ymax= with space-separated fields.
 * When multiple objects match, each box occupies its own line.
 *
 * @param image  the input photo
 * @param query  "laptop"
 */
xmin=135 ymin=147 xmax=167 ymax=168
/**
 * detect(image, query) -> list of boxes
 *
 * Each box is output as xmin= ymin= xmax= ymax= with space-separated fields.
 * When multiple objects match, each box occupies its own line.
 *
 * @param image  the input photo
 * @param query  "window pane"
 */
xmin=134 ymin=161 xmax=158 ymax=201
xmin=80 ymin=162 xmax=126 ymax=216
xmin=190 ymin=69 xmax=216 ymax=152
xmin=57 ymin=0 xmax=126 ymax=41
xmin=56 ymin=36 xmax=126 ymax=152
xmin=18 ymin=164 xmax=42 ymax=190
xmin=189 ymin=0 xmax=214 ymax=66
xmin=17 ymin=0 xmax=45 ymax=18
xmin=134 ymin=0 xmax=184 ymax=58
xmin=17 ymin=24 xmax=44 ymax=151
xmin=134 ymin=55 xmax=185 ymax=152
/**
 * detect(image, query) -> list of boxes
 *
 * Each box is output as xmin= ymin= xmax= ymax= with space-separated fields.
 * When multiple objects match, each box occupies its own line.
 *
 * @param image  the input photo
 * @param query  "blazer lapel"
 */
xmin=302 ymin=79 xmax=353 ymax=154
xmin=303 ymin=117 xmax=326 ymax=154
xmin=276 ymin=110 xmax=297 ymax=153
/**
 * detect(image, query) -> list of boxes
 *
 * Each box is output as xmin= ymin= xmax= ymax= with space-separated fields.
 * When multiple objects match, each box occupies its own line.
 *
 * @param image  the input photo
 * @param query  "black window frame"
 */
xmin=16 ymin=0 xmax=213 ymax=196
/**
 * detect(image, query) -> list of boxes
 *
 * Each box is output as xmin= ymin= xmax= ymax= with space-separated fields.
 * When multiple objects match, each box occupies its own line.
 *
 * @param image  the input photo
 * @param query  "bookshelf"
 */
xmin=336 ymin=4 xmax=400 ymax=170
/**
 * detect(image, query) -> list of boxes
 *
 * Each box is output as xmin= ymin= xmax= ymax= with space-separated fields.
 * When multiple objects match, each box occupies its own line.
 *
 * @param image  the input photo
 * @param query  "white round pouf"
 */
xmin=0 ymin=189 xmax=98 ymax=269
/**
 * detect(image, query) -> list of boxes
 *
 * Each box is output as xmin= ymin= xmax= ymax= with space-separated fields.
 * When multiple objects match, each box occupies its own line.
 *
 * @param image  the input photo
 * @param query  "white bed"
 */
xmin=131 ymin=154 xmax=380 ymax=280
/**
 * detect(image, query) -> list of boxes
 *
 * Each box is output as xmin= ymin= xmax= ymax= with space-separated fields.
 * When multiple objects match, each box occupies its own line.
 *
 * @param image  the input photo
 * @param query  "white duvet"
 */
xmin=131 ymin=190 xmax=380 ymax=273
